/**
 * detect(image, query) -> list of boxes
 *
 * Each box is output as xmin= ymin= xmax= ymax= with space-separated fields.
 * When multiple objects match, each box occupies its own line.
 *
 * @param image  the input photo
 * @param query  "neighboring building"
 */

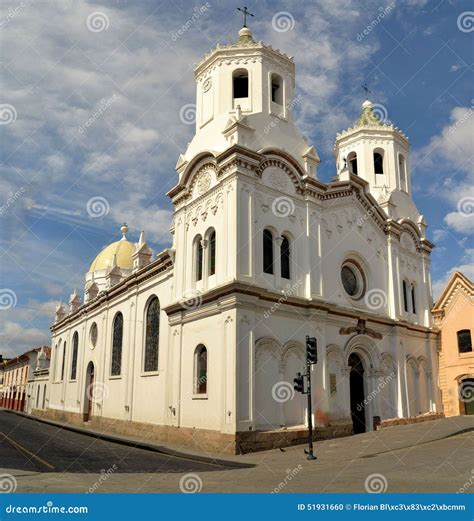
xmin=46 ymin=24 xmax=440 ymax=454
xmin=2 ymin=347 xmax=50 ymax=412
xmin=0 ymin=355 xmax=12 ymax=407
xmin=433 ymin=272 xmax=474 ymax=416
xmin=26 ymin=347 xmax=51 ymax=414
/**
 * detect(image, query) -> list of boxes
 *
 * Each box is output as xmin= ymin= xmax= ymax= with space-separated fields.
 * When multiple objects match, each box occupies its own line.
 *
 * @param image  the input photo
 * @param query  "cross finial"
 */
xmin=237 ymin=6 xmax=254 ymax=27
xmin=362 ymin=83 xmax=371 ymax=100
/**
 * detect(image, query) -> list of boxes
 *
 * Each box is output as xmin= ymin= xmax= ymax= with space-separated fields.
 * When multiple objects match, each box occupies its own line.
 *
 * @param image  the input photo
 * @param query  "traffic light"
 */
xmin=306 ymin=336 xmax=318 ymax=364
xmin=293 ymin=372 xmax=305 ymax=394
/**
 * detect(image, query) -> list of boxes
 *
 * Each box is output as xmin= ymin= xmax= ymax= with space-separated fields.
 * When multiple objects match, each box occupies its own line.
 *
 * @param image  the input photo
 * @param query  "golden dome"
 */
xmin=89 ymin=225 xmax=134 ymax=272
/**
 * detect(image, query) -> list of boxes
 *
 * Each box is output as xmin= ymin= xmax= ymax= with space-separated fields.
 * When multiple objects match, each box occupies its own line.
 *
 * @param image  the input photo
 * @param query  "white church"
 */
xmin=45 ymin=26 xmax=441 ymax=453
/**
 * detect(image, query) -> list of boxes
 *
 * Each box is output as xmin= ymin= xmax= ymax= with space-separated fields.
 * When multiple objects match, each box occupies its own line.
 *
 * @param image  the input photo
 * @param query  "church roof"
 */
xmin=88 ymin=224 xmax=134 ymax=272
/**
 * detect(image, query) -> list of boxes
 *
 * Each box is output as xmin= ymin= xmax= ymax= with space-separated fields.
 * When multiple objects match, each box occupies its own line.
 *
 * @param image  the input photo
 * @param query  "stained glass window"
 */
xmin=111 ymin=312 xmax=123 ymax=376
xmin=144 ymin=297 xmax=160 ymax=372
xmin=70 ymin=331 xmax=79 ymax=380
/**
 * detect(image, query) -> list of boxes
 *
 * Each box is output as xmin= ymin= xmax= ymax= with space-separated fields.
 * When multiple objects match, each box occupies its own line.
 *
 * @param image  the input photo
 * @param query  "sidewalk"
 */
xmin=4 ymin=408 xmax=473 ymax=467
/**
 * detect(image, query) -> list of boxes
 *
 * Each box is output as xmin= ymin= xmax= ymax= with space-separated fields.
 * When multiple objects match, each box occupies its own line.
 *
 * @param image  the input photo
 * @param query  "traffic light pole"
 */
xmin=305 ymin=336 xmax=316 ymax=460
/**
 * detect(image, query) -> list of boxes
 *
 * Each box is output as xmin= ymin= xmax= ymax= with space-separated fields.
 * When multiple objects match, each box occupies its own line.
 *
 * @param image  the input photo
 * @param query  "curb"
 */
xmin=2 ymin=409 xmax=253 ymax=470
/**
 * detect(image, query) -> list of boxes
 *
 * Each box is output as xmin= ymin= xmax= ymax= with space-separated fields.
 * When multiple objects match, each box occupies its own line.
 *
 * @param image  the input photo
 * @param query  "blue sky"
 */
xmin=1 ymin=0 xmax=472 ymax=356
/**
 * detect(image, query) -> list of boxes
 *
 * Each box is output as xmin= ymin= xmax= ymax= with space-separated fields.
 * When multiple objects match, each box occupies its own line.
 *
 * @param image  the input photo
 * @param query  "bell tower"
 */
xmin=334 ymin=99 xmax=422 ymax=223
xmin=179 ymin=25 xmax=319 ymax=178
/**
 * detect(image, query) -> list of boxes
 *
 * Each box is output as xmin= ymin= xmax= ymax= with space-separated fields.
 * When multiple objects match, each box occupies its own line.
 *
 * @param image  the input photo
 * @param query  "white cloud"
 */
xmin=444 ymin=212 xmax=474 ymax=235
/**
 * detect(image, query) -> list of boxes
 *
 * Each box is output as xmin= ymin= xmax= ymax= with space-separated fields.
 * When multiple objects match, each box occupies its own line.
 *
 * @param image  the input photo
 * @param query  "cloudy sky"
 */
xmin=1 ymin=0 xmax=472 ymax=357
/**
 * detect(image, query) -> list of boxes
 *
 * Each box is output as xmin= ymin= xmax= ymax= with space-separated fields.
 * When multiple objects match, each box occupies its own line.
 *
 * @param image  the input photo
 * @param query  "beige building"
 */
xmin=433 ymin=272 xmax=474 ymax=416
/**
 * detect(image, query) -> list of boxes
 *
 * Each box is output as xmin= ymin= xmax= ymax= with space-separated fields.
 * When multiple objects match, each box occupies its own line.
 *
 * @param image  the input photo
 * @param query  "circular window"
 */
xmin=89 ymin=322 xmax=98 ymax=349
xmin=341 ymin=262 xmax=365 ymax=300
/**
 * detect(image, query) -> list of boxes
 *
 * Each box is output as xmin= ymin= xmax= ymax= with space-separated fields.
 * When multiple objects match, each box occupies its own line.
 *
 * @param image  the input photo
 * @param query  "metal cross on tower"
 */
xmin=362 ymin=83 xmax=371 ymax=99
xmin=237 ymin=6 xmax=254 ymax=27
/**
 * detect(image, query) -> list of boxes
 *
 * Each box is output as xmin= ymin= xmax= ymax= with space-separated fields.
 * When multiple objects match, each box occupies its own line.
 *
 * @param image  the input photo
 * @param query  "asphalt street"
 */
xmin=0 ymin=410 xmax=237 ymax=474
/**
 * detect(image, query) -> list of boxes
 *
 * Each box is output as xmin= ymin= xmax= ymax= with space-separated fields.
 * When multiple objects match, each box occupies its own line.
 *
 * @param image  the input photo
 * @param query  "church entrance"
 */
xmin=83 ymin=362 xmax=94 ymax=422
xmin=349 ymin=353 xmax=366 ymax=433
xmin=460 ymin=379 xmax=474 ymax=415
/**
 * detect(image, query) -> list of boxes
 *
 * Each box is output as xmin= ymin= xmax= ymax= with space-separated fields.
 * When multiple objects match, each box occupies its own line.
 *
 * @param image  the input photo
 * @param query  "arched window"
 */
xmin=263 ymin=229 xmax=274 ymax=274
xmin=144 ymin=297 xmax=160 ymax=372
xmin=280 ymin=235 xmax=291 ymax=280
xmin=398 ymin=154 xmax=407 ymax=191
xmin=411 ymin=284 xmax=416 ymax=314
xmin=194 ymin=344 xmax=207 ymax=394
xmin=36 ymin=386 xmax=40 ymax=408
xmin=457 ymin=330 xmax=472 ymax=353
xmin=60 ymin=341 xmax=67 ymax=381
xmin=208 ymin=229 xmax=216 ymax=276
xmin=347 ymin=152 xmax=358 ymax=175
xmin=373 ymin=150 xmax=384 ymax=175
xmin=42 ymin=384 xmax=46 ymax=409
xmin=402 ymin=280 xmax=409 ymax=312
xmin=271 ymin=73 xmax=283 ymax=104
xmin=111 ymin=312 xmax=123 ymax=376
xmin=70 ymin=331 xmax=79 ymax=380
xmin=194 ymin=235 xmax=203 ymax=282
xmin=233 ymin=69 xmax=248 ymax=99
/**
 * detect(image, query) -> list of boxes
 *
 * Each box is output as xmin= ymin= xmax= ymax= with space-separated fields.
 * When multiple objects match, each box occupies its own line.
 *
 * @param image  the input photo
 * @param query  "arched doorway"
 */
xmin=459 ymin=378 xmax=474 ymax=415
xmin=349 ymin=353 xmax=366 ymax=433
xmin=83 ymin=362 xmax=95 ymax=422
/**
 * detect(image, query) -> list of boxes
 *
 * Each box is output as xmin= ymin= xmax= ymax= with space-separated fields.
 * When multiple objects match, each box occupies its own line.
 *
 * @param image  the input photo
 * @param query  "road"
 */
xmin=0 ymin=410 xmax=237 ymax=474
xmin=0 ymin=410 xmax=473 ymax=493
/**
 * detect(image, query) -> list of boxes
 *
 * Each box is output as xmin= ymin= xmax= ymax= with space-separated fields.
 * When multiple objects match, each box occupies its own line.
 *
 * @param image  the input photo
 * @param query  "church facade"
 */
xmin=44 ymin=27 xmax=441 ymax=453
